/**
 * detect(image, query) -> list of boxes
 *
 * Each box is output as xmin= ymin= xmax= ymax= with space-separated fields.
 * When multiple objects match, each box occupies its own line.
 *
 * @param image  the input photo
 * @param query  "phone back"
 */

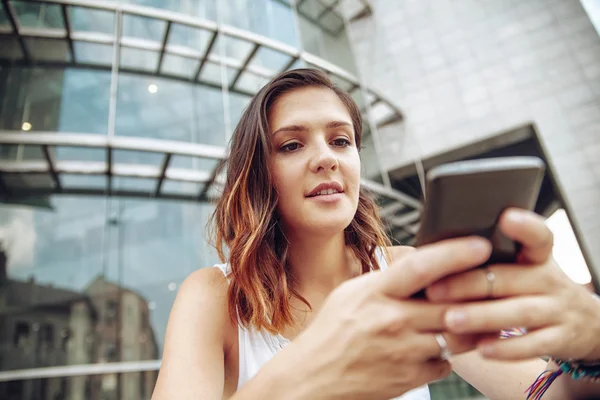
xmin=415 ymin=157 xmax=545 ymax=264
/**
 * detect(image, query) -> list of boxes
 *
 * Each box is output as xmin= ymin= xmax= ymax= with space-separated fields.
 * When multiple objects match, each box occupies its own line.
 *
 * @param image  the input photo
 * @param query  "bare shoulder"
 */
xmin=384 ymin=245 xmax=416 ymax=265
xmin=153 ymin=266 xmax=233 ymax=399
xmin=182 ymin=266 xmax=229 ymax=297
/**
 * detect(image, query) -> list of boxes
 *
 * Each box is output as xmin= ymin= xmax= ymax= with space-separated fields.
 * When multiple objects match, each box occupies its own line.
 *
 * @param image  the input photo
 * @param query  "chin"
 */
xmin=302 ymin=213 xmax=355 ymax=236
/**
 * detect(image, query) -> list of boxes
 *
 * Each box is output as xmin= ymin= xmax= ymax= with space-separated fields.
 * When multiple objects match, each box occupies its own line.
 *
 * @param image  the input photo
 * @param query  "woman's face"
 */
xmin=268 ymin=86 xmax=361 ymax=237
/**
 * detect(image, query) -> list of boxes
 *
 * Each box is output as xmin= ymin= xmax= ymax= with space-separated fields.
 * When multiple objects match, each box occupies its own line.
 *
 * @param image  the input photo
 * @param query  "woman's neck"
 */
xmin=286 ymin=231 xmax=359 ymax=295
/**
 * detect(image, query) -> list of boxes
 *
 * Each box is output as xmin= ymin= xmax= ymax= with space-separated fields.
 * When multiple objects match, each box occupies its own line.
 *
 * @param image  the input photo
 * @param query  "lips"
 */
xmin=306 ymin=182 xmax=344 ymax=197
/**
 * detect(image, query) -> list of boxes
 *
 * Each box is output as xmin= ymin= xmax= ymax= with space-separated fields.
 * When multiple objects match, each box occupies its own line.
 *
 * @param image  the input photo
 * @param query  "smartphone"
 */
xmin=412 ymin=156 xmax=546 ymax=297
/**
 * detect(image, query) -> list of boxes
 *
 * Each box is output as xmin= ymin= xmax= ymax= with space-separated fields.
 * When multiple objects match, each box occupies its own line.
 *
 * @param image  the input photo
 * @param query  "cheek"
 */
xmin=271 ymin=160 xmax=297 ymax=201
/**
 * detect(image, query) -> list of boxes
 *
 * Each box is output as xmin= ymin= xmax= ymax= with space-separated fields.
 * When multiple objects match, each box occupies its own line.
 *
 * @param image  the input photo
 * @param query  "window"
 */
xmin=105 ymin=300 xmax=118 ymax=323
xmin=13 ymin=321 xmax=29 ymax=347
xmin=39 ymin=323 xmax=54 ymax=347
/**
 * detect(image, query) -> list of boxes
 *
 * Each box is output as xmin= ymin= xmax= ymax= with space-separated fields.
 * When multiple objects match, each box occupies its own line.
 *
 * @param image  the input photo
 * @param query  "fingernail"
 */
xmin=445 ymin=310 xmax=467 ymax=329
xmin=471 ymin=238 xmax=490 ymax=253
xmin=507 ymin=209 xmax=525 ymax=224
xmin=427 ymin=283 xmax=447 ymax=300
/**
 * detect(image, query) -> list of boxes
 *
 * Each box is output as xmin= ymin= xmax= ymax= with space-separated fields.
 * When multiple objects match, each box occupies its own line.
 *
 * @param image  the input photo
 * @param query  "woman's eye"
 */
xmin=332 ymin=138 xmax=351 ymax=147
xmin=281 ymin=142 xmax=301 ymax=152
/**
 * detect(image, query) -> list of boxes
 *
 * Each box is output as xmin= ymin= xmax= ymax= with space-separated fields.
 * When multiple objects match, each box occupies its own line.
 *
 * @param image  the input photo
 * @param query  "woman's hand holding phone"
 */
xmin=425 ymin=208 xmax=600 ymax=363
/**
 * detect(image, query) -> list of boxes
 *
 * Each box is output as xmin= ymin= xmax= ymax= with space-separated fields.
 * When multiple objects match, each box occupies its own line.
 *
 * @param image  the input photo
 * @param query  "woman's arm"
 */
xmin=453 ymin=351 xmax=600 ymax=400
xmin=153 ymin=267 xmax=336 ymax=400
xmin=152 ymin=268 xmax=230 ymax=399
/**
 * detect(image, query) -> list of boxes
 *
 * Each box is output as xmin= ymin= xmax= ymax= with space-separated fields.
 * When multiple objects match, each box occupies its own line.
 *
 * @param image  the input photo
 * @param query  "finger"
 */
xmin=399 ymin=333 xmax=455 ymax=361
xmin=476 ymin=327 xmax=562 ymax=361
xmin=399 ymin=300 xmax=450 ymax=331
xmin=443 ymin=296 xmax=559 ymax=334
xmin=499 ymin=208 xmax=553 ymax=264
xmin=377 ymin=236 xmax=492 ymax=298
xmin=426 ymin=264 xmax=549 ymax=302
xmin=440 ymin=332 xmax=480 ymax=356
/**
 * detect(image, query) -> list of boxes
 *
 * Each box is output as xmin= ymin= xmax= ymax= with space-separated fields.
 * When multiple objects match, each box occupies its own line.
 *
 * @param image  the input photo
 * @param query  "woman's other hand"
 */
xmin=426 ymin=208 xmax=600 ymax=362
xmin=279 ymin=236 xmax=491 ymax=400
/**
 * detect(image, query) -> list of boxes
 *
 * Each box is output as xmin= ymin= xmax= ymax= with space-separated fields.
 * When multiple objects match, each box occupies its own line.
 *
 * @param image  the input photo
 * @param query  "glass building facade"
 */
xmin=0 ymin=1 xmax=474 ymax=399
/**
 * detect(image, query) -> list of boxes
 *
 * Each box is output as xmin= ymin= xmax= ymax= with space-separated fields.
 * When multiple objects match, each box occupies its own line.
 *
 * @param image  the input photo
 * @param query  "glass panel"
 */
xmin=61 ymin=174 xmax=107 ymax=190
xmin=170 ymin=154 xmax=219 ymax=172
xmin=0 ymin=144 xmax=20 ymax=161
xmin=0 ymin=196 xmax=218 ymax=373
xmin=228 ymin=92 xmax=252 ymax=132
xmin=321 ymin=10 xmax=344 ymax=33
xmin=0 ymin=37 xmax=24 ymax=60
xmin=0 ymin=3 xmax=10 ymax=30
xmin=121 ymin=0 xmax=217 ymax=21
xmin=161 ymin=54 xmax=199 ymax=79
xmin=249 ymin=46 xmax=292 ymax=72
xmin=3 ymin=173 xmax=53 ymax=190
xmin=216 ymin=34 xmax=253 ymax=64
xmin=69 ymin=6 xmax=115 ymax=34
xmin=198 ymin=60 xmax=223 ymax=86
xmin=219 ymin=0 xmax=299 ymax=46
xmin=74 ymin=41 xmax=114 ymax=66
xmin=55 ymin=146 xmax=106 ymax=162
xmin=0 ymin=372 xmax=157 ymax=400
xmin=297 ymin=4 xmax=357 ymax=74
xmin=235 ymin=70 xmax=270 ymax=93
xmin=113 ymin=149 xmax=163 ymax=166
xmin=114 ymin=176 xmax=156 ymax=192
xmin=0 ymin=67 xmax=111 ymax=134
xmin=298 ymin=0 xmax=327 ymax=20
xmin=167 ymin=23 xmax=212 ymax=55
xmin=115 ymin=73 xmax=227 ymax=147
xmin=0 ymin=144 xmax=42 ymax=161
xmin=160 ymin=180 xmax=203 ymax=197
xmin=122 ymin=14 xmax=165 ymax=42
xmin=25 ymin=38 xmax=71 ymax=62
xmin=11 ymin=0 xmax=64 ymax=30
xmin=120 ymin=47 xmax=160 ymax=72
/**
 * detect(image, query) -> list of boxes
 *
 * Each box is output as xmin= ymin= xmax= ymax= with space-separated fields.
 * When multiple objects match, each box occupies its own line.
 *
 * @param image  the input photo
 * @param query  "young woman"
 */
xmin=152 ymin=69 xmax=600 ymax=400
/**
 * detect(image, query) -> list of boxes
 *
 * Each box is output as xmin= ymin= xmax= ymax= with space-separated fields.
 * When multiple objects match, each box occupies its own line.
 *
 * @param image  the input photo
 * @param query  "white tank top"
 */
xmin=214 ymin=249 xmax=430 ymax=400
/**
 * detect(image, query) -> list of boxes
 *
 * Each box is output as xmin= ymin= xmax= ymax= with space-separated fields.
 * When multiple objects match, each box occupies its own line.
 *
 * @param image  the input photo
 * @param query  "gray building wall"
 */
xmin=348 ymin=0 xmax=600 ymax=280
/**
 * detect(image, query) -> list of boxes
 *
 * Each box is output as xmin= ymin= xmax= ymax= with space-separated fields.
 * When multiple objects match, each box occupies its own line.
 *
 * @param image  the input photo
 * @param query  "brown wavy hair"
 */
xmin=209 ymin=68 xmax=391 ymax=334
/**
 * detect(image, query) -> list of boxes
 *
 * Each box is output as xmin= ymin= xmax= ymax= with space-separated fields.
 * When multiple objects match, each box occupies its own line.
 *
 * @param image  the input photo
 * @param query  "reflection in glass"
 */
xmin=218 ymin=0 xmax=299 ymax=47
xmin=25 ymin=38 xmax=71 ymax=62
xmin=161 ymin=54 xmax=200 ymax=79
xmin=122 ymin=14 xmax=166 ymax=42
xmin=74 ymin=41 xmax=114 ymax=66
xmin=115 ymin=73 xmax=227 ymax=164
xmin=167 ymin=23 xmax=213 ymax=54
xmin=121 ymin=0 xmax=217 ymax=21
xmin=120 ymin=47 xmax=160 ymax=72
xmin=296 ymin=1 xmax=358 ymax=74
xmin=11 ymin=0 xmax=64 ymax=30
xmin=0 ymin=67 xmax=111 ymax=134
xmin=69 ymin=6 xmax=115 ymax=35
xmin=0 ymin=196 xmax=218 ymax=376
xmin=0 ymin=37 xmax=24 ymax=60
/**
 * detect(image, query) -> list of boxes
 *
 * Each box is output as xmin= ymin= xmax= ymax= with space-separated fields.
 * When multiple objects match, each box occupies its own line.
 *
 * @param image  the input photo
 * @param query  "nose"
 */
xmin=309 ymin=142 xmax=339 ymax=173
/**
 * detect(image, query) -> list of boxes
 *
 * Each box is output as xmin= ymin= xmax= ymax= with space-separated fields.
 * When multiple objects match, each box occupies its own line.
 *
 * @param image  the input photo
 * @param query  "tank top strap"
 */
xmin=375 ymin=246 xmax=390 ymax=271
xmin=214 ymin=263 xmax=232 ymax=283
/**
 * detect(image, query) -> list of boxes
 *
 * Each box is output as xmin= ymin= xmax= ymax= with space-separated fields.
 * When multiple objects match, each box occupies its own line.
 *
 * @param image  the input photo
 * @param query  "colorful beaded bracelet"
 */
xmin=500 ymin=328 xmax=600 ymax=399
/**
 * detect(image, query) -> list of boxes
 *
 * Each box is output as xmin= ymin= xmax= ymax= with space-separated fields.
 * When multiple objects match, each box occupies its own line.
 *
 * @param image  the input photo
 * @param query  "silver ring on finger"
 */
xmin=484 ymin=267 xmax=496 ymax=298
xmin=435 ymin=333 xmax=452 ymax=361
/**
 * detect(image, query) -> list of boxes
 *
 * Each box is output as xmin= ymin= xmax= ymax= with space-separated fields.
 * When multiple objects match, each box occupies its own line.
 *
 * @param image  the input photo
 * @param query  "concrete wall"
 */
xmin=348 ymin=0 xmax=600 ymax=281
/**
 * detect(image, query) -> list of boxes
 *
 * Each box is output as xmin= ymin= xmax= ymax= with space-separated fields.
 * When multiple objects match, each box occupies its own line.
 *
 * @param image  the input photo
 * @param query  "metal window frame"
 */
xmin=0 ymin=0 xmax=401 ymax=128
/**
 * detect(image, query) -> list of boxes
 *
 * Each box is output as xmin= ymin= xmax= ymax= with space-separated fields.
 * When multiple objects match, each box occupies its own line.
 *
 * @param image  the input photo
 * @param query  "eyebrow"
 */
xmin=272 ymin=120 xmax=352 ymax=136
